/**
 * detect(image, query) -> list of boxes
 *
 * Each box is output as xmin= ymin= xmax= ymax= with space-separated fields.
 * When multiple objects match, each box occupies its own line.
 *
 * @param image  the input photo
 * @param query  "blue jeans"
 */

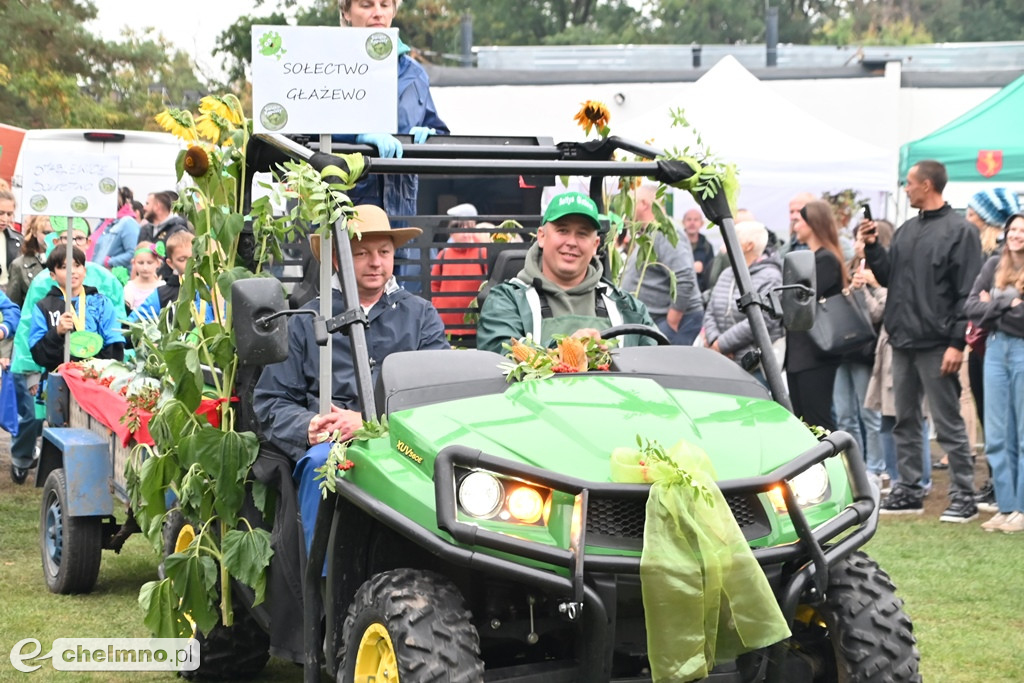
xmin=983 ymin=332 xmax=1024 ymax=513
xmin=294 ymin=442 xmax=333 ymax=564
xmin=654 ymin=310 xmax=703 ymax=346
xmin=833 ymin=362 xmax=884 ymax=474
xmin=11 ymin=373 xmax=42 ymax=468
xmin=879 ymin=415 xmax=931 ymax=486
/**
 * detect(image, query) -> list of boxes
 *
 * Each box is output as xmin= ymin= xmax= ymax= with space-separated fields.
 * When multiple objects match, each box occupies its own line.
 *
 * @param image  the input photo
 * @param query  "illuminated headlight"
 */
xmin=768 ymin=463 xmax=830 ymax=512
xmin=458 ymin=472 xmax=504 ymax=518
xmin=791 ymin=464 xmax=830 ymax=506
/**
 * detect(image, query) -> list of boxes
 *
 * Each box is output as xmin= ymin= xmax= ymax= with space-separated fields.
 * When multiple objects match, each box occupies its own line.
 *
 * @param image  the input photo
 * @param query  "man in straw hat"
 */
xmin=476 ymin=191 xmax=656 ymax=353
xmin=253 ymin=204 xmax=448 ymax=555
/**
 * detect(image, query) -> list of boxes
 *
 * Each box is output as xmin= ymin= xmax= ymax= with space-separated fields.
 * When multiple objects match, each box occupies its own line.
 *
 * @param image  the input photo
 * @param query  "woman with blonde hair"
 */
xmin=966 ymin=212 xmax=1024 ymax=533
xmin=963 ymin=188 xmax=1021 ymax=507
xmin=785 ymin=199 xmax=848 ymax=430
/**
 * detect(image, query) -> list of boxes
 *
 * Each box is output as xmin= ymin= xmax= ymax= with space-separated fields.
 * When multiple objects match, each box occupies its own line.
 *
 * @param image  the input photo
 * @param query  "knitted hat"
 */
xmin=968 ymin=188 xmax=1021 ymax=228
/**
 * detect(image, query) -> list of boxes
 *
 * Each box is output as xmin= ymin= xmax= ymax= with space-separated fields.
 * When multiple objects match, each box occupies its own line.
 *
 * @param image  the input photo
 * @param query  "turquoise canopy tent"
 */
xmin=900 ymin=73 xmax=1024 ymax=182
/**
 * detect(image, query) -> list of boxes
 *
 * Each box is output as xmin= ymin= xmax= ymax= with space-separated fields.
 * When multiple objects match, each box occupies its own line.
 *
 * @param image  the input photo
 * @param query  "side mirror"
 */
xmin=780 ymin=251 xmax=817 ymax=332
xmin=231 ymin=277 xmax=289 ymax=366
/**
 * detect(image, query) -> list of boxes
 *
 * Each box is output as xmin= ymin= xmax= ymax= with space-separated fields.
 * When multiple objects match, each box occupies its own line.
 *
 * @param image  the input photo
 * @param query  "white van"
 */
xmin=11 ymin=129 xmax=184 ymax=222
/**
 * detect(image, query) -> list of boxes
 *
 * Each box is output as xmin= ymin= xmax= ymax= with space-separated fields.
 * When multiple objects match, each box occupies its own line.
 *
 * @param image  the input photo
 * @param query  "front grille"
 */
xmin=586 ymin=493 xmax=770 ymax=547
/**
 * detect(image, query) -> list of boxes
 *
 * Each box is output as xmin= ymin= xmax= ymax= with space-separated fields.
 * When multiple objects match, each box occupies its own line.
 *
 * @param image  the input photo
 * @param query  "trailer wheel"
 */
xmin=788 ymin=551 xmax=921 ymax=682
xmin=40 ymin=468 xmax=102 ymax=594
xmin=338 ymin=569 xmax=483 ymax=683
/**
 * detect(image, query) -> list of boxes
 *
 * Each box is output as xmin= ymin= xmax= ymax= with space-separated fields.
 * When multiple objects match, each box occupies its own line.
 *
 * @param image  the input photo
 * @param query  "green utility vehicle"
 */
xmin=218 ymin=133 xmax=922 ymax=682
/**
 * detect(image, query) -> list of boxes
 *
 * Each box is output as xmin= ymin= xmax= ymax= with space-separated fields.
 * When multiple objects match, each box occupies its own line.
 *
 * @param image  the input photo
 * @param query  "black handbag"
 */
xmin=808 ymin=288 xmax=877 ymax=355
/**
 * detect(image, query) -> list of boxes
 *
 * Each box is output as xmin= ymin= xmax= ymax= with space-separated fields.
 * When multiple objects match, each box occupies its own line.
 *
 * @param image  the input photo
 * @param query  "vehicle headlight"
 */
xmin=767 ymin=463 xmax=830 ymax=512
xmin=791 ymin=463 xmax=830 ymax=506
xmin=458 ymin=471 xmax=504 ymax=518
xmin=506 ymin=486 xmax=545 ymax=524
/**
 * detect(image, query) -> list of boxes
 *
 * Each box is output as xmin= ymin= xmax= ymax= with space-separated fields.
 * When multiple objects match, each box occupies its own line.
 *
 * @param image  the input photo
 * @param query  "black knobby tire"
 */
xmin=157 ymin=509 xmax=187 ymax=580
xmin=179 ymin=601 xmax=271 ymax=681
xmin=40 ymin=468 xmax=102 ymax=594
xmin=339 ymin=568 xmax=484 ymax=683
xmin=794 ymin=551 xmax=921 ymax=683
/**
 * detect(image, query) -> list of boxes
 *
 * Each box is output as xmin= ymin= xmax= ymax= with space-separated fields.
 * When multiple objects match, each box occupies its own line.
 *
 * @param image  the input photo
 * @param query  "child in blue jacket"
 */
xmin=28 ymin=245 xmax=125 ymax=372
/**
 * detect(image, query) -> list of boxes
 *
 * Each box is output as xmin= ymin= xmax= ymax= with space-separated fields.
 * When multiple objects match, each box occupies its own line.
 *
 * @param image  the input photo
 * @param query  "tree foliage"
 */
xmin=0 ymin=0 xmax=206 ymax=129
xmin=213 ymin=0 xmax=1024 ymax=72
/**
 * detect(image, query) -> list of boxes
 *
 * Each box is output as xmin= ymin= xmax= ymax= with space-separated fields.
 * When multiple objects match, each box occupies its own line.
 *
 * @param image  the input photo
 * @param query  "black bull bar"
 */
xmin=304 ymin=431 xmax=876 ymax=681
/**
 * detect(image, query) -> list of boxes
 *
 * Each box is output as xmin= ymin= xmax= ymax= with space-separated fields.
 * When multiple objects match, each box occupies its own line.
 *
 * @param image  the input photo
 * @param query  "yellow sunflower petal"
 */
xmin=155 ymin=108 xmax=198 ymax=142
xmin=195 ymin=113 xmax=227 ymax=144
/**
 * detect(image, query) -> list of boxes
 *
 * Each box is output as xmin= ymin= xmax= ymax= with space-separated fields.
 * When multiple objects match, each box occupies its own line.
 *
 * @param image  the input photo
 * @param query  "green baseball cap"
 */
xmin=542 ymin=192 xmax=602 ymax=232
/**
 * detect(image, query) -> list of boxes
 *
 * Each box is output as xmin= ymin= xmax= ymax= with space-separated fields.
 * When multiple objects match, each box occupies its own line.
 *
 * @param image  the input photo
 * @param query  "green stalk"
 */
xmin=219 ymin=519 xmax=233 ymax=627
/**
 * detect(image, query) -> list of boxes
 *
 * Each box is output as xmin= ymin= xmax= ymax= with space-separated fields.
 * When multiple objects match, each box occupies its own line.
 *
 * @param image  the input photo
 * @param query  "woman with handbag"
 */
xmin=785 ymin=200 xmax=848 ymax=430
xmin=965 ymin=212 xmax=1024 ymax=533
xmin=834 ymin=224 xmax=889 ymax=488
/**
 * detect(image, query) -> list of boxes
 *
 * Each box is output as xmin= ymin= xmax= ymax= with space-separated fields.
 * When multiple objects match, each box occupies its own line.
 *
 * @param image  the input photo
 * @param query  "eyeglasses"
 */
xmin=57 ymin=235 xmax=88 ymax=244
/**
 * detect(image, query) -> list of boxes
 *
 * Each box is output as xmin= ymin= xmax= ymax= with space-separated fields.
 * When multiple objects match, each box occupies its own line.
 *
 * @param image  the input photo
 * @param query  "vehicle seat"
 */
xmin=477 ymin=248 xmax=528 ymax=307
xmin=375 ymin=350 xmax=510 ymax=416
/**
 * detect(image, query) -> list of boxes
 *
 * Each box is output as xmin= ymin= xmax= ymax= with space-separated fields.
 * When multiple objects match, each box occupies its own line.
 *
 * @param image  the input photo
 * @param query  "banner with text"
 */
xmin=19 ymin=152 xmax=118 ymax=219
xmin=251 ymin=26 xmax=398 ymax=135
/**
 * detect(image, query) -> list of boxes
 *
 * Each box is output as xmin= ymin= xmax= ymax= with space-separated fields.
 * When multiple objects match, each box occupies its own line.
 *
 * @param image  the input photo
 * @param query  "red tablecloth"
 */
xmin=58 ymin=363 xmax=154 ymax=447
xmin=58 ymin=364 xmax=237 ymax=447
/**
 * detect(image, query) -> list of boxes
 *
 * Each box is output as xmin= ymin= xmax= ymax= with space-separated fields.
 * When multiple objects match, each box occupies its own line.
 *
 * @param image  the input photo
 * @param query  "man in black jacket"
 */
xmin=862 ymin=160 xmax=982 ymax=522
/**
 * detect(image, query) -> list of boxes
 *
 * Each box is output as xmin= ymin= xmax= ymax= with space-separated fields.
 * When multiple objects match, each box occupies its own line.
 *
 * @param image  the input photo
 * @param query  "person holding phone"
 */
xmin=862 ymin=160 xmax=983 ymax=522
xmin=834 ymin=216 xmax=887 ymax=491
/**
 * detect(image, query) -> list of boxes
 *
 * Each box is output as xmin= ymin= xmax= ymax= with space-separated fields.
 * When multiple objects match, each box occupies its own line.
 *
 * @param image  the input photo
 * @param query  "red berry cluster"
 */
xmin=336 ymin=459 xmax=355 ymax=471
xmin=551 ymin=363 xmax=581 ymax=373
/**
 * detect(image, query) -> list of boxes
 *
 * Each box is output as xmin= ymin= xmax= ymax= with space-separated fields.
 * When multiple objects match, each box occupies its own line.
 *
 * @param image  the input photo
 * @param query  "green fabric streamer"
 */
xmin=611 ymin=440 xmax=791 ymax=682
xmin=111 ymin=266 xmax=130 ymax=286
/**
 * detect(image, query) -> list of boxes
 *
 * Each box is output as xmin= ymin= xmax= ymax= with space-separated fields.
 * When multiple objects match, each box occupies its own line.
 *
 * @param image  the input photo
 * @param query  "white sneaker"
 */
xmin=981 ymin=512 xmax=1010 ymax=532
xmin=867 ymin=472 xmax=883 ymax=495
xmin=999 ymin=511 xmax=1024 ymax=534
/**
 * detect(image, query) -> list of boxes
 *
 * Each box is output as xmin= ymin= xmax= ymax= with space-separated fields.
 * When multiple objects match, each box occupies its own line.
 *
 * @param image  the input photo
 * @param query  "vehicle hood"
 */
xmin=389 ymin=375 xmax=818 ymax=482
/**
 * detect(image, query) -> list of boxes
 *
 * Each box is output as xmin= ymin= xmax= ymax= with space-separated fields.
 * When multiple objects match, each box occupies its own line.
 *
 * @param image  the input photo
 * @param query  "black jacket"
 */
xmin=865 ymin=203 xmax=981 ymax=351
xmin=965 ymin=255 xmax=1024 ymax=339
xmin=3 ymin=227 xmax=23 ymax=277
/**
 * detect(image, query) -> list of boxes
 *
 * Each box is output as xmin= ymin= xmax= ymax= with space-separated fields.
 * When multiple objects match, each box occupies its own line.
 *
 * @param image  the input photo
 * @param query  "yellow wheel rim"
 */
xmin=174 ymin=524 xmax=196 ymax=554
xmin=353 ymin=622 xmax=399 ymax=683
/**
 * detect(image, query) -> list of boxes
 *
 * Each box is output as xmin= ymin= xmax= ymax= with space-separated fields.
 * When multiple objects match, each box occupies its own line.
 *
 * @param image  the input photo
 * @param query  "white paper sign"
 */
xmin=19 ymin=151 xmax=118 ymax=219
xmin=251 ymin=26 xmax=399 ymax=135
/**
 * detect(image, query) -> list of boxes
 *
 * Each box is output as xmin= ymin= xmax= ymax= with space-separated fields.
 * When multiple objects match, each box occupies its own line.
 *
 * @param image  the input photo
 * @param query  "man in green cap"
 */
xmin=477 ymin=191 xmax=656 ymax=352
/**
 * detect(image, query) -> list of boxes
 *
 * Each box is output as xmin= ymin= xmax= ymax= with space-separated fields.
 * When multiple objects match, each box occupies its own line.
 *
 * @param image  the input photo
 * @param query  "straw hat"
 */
xmin=309 ymin=204 xmax=422 ymax=261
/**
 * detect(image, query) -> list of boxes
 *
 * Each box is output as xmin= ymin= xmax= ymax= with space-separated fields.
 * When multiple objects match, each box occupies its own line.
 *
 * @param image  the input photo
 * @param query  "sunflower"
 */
xmin=182 ymin=145 xmax=210 ymax=178
xmin=618 ymin=176 xmax=641 ymax=192
xmin=199 ymin=95 xmax=244 ymax=127
xmin=195 ymin=112 xmax=231 ymax=145
xmin=155 ymin=109 xmax=198 ymax=142
xmin=573 ymin=100 xmax=611 ymax=137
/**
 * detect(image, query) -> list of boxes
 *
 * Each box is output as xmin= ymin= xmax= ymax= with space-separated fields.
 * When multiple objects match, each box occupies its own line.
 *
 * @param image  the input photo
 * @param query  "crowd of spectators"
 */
xmin=0 ymin=178 xmax=194 ymax=484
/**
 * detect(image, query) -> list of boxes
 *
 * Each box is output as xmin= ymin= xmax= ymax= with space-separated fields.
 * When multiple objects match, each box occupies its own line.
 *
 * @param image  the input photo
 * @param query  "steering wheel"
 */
xmin=599 ymin=323 xmax=671 ymax=346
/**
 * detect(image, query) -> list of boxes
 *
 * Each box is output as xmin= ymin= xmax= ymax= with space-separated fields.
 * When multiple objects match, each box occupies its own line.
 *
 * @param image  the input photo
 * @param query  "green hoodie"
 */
xmin=519 ymin=242 xmax=604 ymax=319
xmin=477 ymin=243 xmax=656 ymax=353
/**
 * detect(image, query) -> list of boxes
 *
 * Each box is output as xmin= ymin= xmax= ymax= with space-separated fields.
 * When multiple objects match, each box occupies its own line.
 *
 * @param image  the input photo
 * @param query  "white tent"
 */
xmin=614 ymin=56 xmax=897 ymax=242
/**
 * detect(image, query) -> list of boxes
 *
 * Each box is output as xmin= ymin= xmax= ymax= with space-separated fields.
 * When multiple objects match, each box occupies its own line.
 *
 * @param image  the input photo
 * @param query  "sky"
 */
xmin=87 ymin=0 xmax=278 ymax=81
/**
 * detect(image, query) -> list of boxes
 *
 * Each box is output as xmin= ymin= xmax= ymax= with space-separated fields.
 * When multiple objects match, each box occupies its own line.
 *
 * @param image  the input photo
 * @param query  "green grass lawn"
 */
xmin=2 ymin=456 xmax=1022 ymax=682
